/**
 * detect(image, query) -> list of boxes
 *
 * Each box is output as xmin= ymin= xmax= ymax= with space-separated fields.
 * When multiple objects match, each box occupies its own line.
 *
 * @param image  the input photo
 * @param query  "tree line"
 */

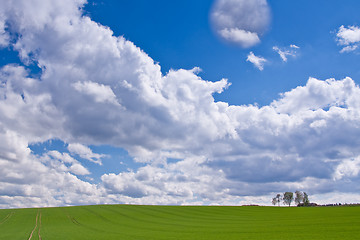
xmin=272 ymin=191 xmax=310 ymax=207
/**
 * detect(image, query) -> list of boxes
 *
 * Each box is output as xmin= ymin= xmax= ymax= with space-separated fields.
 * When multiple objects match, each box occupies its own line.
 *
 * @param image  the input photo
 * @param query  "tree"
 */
xmin=272 ymin=197 xmax=277 ymax=206
xmin=295 ymin=191 xmax=304 ymax=206
xmin=275 ymin=194 xmax=281 ymax=206
xmin=303 ymin=192 xmax=309 ymax=206
xmin=272 ymin=194 xmax=282 ymax=206
xmin=283 ymin=192 xmax=294 ymax=207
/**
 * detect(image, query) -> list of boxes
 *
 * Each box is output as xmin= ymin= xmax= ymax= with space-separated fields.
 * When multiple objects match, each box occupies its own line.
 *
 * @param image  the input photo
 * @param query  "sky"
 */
xmin=1 ymin=0 xmax=360 ymax=208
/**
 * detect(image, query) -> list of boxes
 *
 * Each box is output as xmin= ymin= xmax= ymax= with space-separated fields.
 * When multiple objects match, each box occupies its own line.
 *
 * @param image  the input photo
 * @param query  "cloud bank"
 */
xmin=0 ymin=0 xmax=359 ymax=208
xmin=210 ymin=0 xmax=271 ymax=48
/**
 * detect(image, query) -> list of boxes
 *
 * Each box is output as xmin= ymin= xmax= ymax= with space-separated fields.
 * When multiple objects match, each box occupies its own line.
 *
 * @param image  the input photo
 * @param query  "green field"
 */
xmin=0 ymin=205 xmax=359 ymax=239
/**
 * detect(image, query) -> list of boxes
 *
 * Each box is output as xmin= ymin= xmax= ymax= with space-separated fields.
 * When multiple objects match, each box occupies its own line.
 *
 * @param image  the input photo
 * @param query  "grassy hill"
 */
xmin=0 ymin=204 xmax=359 ymax=239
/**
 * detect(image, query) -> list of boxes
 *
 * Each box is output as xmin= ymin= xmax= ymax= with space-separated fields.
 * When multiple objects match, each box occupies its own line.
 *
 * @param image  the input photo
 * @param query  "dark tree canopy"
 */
xmin=272 ymin=197 xmax=277 ymax=206
xmin=283 ymin=192 xmax=294 ymax=207
xmin=295 ymin=190 xmax=304 ymax=205
xmin=273 ymin=191 xmax=310 ymax=207
xmin=303 ymin=192 xmax=310 ymax=206
xmin=276 ymin=194 xmax=281 ymax=206
xmin=272 ymin=194 xmax=282 ymax=206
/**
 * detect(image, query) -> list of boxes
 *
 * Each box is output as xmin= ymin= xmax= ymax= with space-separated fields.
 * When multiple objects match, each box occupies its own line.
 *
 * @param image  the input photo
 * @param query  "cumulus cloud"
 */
xmin=219 ymin=28 xmax=260 ymax=48
xmin=273 ymin=44 xmax=299 ymax=62
xmin=246 ymin=52 xmax=267 ymax=70
xmin=334 ymin=157 xmax=360 ymax=180
xmin=0 ymin=18 xmax=9 ymax=47
xmin=0 ymin=129 xmax=101 ymax=208
xmin=72 ymin=81 xmax=120 ymax=105
xmin=210 ymin=0 xmax=271 ymax=48
xmin=69 ymin=163 xmax=91 ymax=176
xmin=1 ymin=0 xmax=360 ymax=208
xmin=100 ymin=75 xmax=360 ymax=204
xmin=336 ymin=25 xmax=360 ymax=53
xmin=68 ymin=143 xmax=106 ymax=165
xmin=271 ymin=77 xmax=356 ymax=114
xmin=44 ymin=151 xmax=91 ymax=175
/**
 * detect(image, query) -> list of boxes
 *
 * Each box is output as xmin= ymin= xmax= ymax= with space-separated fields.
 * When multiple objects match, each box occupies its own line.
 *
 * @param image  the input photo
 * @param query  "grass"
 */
xmin=0 ymin=204 xmax=359 ymax=239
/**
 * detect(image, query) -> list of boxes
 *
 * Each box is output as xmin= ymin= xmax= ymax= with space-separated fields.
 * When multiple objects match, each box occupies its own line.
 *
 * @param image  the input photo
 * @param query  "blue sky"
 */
xmin=1 ymin=0 xmax=360 ymax=208
xmin=84 ymin=0 xmax=360 ymax=105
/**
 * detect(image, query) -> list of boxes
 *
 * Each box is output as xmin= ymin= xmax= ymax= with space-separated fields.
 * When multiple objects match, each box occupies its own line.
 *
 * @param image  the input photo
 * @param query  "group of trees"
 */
xmin=272 ymin=191 xmax=309 ymax=207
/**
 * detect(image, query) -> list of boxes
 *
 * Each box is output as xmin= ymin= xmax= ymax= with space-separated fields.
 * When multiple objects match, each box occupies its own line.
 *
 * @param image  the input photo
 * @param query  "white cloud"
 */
xmin=271 ymin=77 xmax=356 ymax=114
xmin=47 ymin=151 xmax=76 ymax=164
xmin=336 ymin=25 xmax=360 ymax=53
xmin=211 ymin=0 xmax=271 ymax=48
xmin=219 ymin=28 xmax=260 ymax=48
xmin=246 ymin=51 xmax=267 ymax=70
xmin=310 ymin=119 xmax=327 ymax=129
xmin=73 ymin=81 xmax=120 ymax=105
xmin=69 ymin=163 xmax=91 ymax=175
xmin=340 ymin=45 xmax=358 ymax=53
xmin=334 ymin=157 xmax=360 ymax=180
xmin=311 ymin=192 xmax=360 ymax=205
xmin=44 ymin=151 xmax=90 ymax=175
xmin=273 ymin=45 xmax=299 ymax=62
xmin=0 ymin=129 xmax=101 ymax=208
xmin=1 ymin=0 xmax=360 ymax=208
xmin=68 ymin=143 xmax=105 ymax=165
xmin=0 ymin=17 xmax=9 ymax=47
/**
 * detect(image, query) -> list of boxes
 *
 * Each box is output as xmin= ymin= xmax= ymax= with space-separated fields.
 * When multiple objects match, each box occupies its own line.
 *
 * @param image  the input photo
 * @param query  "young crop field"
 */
xmin=0 ymin=205 xmax=359 ymax=240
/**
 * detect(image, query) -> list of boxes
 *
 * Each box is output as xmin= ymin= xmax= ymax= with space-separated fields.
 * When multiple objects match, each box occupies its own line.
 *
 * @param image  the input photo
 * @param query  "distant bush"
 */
xmin=297 ymin=202 xmax=317 ymax=207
